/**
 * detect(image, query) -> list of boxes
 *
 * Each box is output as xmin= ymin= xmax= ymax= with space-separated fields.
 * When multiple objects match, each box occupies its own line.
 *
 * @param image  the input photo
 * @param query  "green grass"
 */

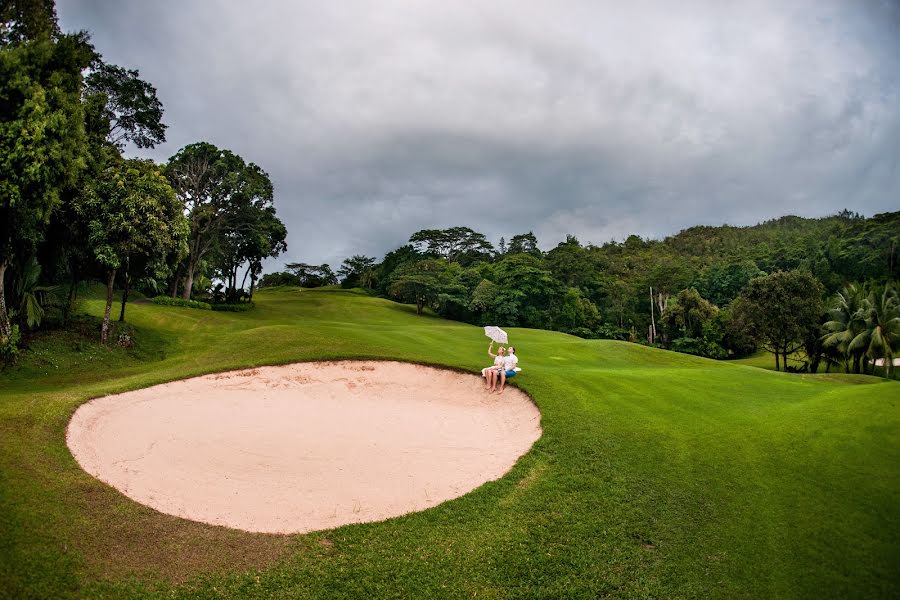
xmin=1 ymin=287 xmax=898 ymax=599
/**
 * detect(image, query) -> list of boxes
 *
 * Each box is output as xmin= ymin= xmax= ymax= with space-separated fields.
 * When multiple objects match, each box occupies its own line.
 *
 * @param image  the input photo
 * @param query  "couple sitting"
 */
xmin=482 ymin=342 xmax=519 ymax=394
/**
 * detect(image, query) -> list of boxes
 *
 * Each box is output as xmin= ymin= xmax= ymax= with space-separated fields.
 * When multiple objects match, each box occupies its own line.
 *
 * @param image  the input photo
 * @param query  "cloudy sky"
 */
xmin=57 ymin=1 xmax=899 ymax=268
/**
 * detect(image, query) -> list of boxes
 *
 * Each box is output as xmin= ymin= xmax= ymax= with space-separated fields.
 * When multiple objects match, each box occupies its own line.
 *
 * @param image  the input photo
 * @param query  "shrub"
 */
xmin=0 ymin=324 xmax=22 ymax=364
xmin=152 ymin=296 xmax=211 ymax=310
xmin=210 ymin=302 xmax=255 ymax=312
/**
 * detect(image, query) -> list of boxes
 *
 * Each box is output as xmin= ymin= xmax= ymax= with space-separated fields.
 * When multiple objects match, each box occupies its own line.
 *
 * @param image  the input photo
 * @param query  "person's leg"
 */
xmin=498 ymin=370 xmax=507 ymax=394
xmin=487 ymin=368 xmax=496 ymax=391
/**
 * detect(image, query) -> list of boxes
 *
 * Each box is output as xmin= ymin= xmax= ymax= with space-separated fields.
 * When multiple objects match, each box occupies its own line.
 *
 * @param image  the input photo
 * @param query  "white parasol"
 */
xmin=484 ymin=326 xmax=508 ymax=344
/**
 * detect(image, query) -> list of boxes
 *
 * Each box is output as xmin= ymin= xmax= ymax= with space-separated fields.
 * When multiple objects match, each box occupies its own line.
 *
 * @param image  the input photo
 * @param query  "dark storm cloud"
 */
xmin=57 ymin=0 xmax=900 ymax=267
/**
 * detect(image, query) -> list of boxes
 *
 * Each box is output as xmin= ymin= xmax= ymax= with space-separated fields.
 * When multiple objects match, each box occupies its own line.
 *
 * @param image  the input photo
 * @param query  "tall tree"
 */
xmin=0 ymin=0 xmax=59 ymax=45
xmin=737 ymin=270 xmax=825 ymax=371
xmin=822 ymin=284 xmax=868 ymax=373
xmin=860 ymin=284 xmax=899 ymax=379
xmin=76 ymin=159 xmax=188 ymax=343
xmin=338 ymin=255 xmax=376 ymax=288
xmin=409 ymin=227 xmax=493 ymax=264
xmin=388 ymin=259 xmax=456 ymax=315
xmin=166 ymin=143 xmax=272 ymax=299
xmin=284 ymin=262 xmax=337 ymax=288
xmin=507 ymin=231 xmax=541 ymax=255
xmin=83 ymin=61 xmax=166 ymax=149
xmin=0 ymin=30 xmax=93 ymax=340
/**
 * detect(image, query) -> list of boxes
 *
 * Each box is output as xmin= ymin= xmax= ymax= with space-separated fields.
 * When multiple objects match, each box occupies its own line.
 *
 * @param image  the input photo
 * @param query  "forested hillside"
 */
xmin=266 ymin=211 xmax=899 ymax=374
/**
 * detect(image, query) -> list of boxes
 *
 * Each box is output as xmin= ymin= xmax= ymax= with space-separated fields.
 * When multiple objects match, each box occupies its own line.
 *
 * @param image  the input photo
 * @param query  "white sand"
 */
xmin=66 ymin=361 xmax=541 ymax=534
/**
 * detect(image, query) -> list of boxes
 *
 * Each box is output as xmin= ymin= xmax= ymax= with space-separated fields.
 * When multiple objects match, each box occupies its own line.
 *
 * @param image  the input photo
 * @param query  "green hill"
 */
xmin=1 ymin=288 xmax=898 ymax=598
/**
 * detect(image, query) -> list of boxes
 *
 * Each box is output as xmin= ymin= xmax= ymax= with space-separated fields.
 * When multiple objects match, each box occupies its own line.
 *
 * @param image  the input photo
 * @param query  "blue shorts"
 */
xmin=504 ymin=370 xmax=516 ymax=378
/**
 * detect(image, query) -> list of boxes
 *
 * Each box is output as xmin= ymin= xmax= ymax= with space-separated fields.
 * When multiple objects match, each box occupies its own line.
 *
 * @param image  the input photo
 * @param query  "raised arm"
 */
xmin=487 ymin=341 xmax=496 ymax=358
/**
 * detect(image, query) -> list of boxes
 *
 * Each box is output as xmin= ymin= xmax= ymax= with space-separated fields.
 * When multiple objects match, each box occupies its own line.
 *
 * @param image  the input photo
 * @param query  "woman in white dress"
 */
xmin=482 ymin=343 xmax=506 ymax=389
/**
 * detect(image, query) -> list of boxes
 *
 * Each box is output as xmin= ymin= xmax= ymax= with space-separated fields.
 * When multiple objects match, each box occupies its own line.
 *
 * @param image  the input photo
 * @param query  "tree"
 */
xmin=166 ymin=142 xmax=273 ymax=299
xmin=860 ymin=284 xmax=899 ymax=378
xmin=822 ymin=284 xmax=868 ymax=373
xmin=388 ymin=259 xmax=455 ymax=315
xmin=0 ymin=0 xmax=59 ymax=45
xmin=83 ymin=61 xmax=166 ymax=149
xmin=737 ymin=271 xmax=825 ymax=371
xmin=284 ymin=262 xmax=337 ymax=288
xmin=660 ymin=288 xmax=718 ymax=341
xmin=76 ymin=159 xmax=188 ymax=343
xmin=546 ymin=236 xmax=595 ymax=288
xmin=215 ymin=195 xmax=285 ymax=301
xmin=338 ymin=255 xmax=376 ymax=288
xmin=553 ymin=287 xmax=601 ymax=332
xmin=408 ymin=227 xmax=494 ymax=264
xmin=492 ymin=253 xmax=558 ymax=327
xmin=0 ymin=30 xmax=93 ymax=341
xmin=507 ymin=231 xmax=540 ymax=255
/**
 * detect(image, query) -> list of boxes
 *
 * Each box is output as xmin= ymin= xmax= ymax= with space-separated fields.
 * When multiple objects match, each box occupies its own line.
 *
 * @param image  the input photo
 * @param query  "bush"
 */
xmin=210 ymin=302 xmax=255 ymax=312
xmin=1 ymin=324 xmax=22 ymax=364
xmin=152 ymin=296 xmax=211 ymax=310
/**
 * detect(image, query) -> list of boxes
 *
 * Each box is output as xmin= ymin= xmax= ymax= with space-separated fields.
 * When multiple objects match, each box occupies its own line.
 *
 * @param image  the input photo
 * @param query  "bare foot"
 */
xmin=498 ymin=388 xmax=505 ymax=395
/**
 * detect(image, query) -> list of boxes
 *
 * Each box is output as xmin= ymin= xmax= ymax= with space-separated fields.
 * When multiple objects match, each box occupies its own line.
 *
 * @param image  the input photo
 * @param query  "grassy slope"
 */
xmin=1 ymin=287 xmax=898 ymax=599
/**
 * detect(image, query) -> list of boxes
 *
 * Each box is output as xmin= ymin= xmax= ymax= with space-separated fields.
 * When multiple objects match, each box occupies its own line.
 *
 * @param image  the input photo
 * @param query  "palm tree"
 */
xmin=861 ymin=284 xmax=899 ymax=379
xmin=14 ymin=257 xmax=58 ymax=330
xmin=822 ymin=284 xmax=867 ymax=373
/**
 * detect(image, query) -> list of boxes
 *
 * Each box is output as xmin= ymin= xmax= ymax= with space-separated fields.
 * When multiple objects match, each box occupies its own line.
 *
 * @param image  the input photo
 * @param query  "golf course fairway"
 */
xmin=1 ymin=287 xmax=898 ymax=599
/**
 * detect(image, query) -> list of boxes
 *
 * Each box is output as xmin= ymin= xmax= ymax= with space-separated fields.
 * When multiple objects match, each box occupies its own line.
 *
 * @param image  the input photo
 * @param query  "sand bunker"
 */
xmin=67 ymin=361 xmax=541 ymax=534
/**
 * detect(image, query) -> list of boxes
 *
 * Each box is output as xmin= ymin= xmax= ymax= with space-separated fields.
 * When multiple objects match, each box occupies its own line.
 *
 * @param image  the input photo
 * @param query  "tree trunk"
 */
xmin=774 ymin=351 xmax=780 ymax=371
xmin=167 ymin=266 xmax=180 ymax=298
xmin=182 ymin=262 xmax=195 ymax=300
xmin=0 ymin=258 xmax=10 ymax=339
xmin=118 ymin=257 xmax=130 ymax=322
xmin=101 ymin=269 xmax=116 ymax=344
xmin=64 ymin=262 xmax=80 ymax=324
xmin=241 ymin=264 xmax=251 ymax=292
xmin=249 ymin=275 xmax=257 ymax=301
xmin=648 ymin=287 xmax=656 ymax=345
xmin=416 ymin=296 xmax=424 ymax=315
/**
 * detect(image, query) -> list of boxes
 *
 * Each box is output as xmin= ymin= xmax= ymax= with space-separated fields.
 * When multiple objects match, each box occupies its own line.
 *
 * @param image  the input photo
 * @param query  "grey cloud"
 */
xmin=57 ymin=0 xmax=900 ymax=267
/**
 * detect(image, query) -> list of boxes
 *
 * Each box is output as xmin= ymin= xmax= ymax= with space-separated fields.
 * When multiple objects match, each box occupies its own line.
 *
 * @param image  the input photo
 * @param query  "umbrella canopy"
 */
xmin=484 ymin=326 xmax=508 ymax=344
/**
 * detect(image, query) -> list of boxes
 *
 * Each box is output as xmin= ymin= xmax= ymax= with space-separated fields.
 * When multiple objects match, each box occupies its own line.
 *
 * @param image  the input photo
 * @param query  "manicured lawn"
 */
xmin=1 ymin=287 xmax=898 ymax=599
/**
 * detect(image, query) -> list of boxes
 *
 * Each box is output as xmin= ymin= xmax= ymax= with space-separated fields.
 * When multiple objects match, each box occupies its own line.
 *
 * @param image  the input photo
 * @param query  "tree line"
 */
xmin=263 ymin=213 xmax=899 ymax=376
xmin=0 ymin=1 xmax=286 ymax=358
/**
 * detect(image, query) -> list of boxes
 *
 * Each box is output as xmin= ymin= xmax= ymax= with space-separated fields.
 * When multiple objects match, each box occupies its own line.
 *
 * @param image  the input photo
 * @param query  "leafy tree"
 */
xmin=546 ymin=236 xmax=594 ymax=288
xmin=693 ymin=260 xmax=765 ymax=306
xmin=737 ymin=270 xmax=825 ymax=371
xmin=0 ymin=30 xmax=93 ymax=341
xmin=374 ymin=245 xmax=422 ymax=295
xmin=0 ymin=0 xmax=59 ymax=45
xmin=507 ymin=231 xmax=541 ymax=255
xmin=553 ymin=287 xmax=601 ymax=332
xmin=216 ymin=195 xmax=285 ymax=301
xmin=493 ymin=253 xmax=558 ymax=327
xmin=166 ymin=142 xmax=273 ymax=299
xmin=408 ymin=226 xmax=493 ymax=264
xmin=83 ymin=61 xmax=166 ymax=149
xmin=660 ymin=288 xmax=718 ymax=341
xmin=284 ymin=262 xmax=337 ymax=288
xmin=338 ymin=255 xmax=376 ymax=289
xmin=258 ymin=271 xmax=301 ymax=288
xmin=76 ymin=159 xmax=188 ymax=343
xmin=717 ymin=301 xmax=757 ymax=358
xmin=388 ymin=259 xmax=456 ymax=315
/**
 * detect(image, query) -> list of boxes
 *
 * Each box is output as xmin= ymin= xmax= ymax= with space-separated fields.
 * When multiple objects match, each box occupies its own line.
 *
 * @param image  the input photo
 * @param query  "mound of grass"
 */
xmin=0 ymin=290 xmax=897 ymax=599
